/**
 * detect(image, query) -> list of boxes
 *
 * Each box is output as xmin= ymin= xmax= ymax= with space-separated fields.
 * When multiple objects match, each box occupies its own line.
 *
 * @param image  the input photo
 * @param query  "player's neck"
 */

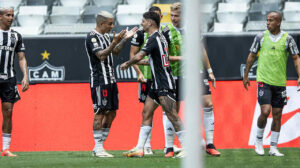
xmin=95 ymin=27 xmax=105 ymax=35
xmin=269 ymin=29 xmax=281 ymax=36
xmin=147 ymin=27 xmax=158 ymax=36
xmin=0 ymin=24 xmax=10 ymax=31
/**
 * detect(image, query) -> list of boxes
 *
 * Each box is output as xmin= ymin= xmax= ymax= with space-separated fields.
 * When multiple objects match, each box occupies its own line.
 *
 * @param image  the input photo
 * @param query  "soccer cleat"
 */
xmin=206 ymin=144 xmax=221 ymax=157
xmin=122 ymin=148 xmax=144 ymax=158
xmin=254 ymin=140 xmax=264 ymax=156
xmin=164 ymin=147 xmax=174 ymax=158
xmin=173 ymin=145 xmax=182 ymax=154
xmin=174 ymin=150 xmax=185 ymax=158
xmin=1 ymin=149 xmax=17 ymax=157
xmin=92 ymin=149 xmax=114 ymax=158
xmin=269 ymin=148 xmax=284 ymax=157
xmin=165 ymin=151 xmax=174 ymax=158
xmin=144 ymin=147 xmax=153 ymax=155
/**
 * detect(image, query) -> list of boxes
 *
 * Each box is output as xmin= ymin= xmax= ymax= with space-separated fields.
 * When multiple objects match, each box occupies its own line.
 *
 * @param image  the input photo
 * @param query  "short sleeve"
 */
xmin=15 ymin=33 xmax=25 ymax=53
xmin=86 ymin=33 xmax=103 ymax=55
xmin=249 ymin=33 xmax=263 ymax=54
xmin=162 ymin=26 xmax=171 ymax=45
xmin=287 ymin=35 xmax=299 ymax=56
xmin=131 ymin=30 xmax=144 ymax=47
xmin=141 ymin=37 xmax=156 ymax=55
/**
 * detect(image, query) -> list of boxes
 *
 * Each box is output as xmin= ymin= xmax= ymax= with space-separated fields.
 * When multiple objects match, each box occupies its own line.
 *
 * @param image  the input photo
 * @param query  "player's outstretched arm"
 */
xmin=292 ymin=54 xmax=300 ymax=90
xmin=243 ymin=52 xmax=257 ymax=91
xmin=113 ymin=27 xmax=138 ymax=55
xmin=120 ymin=50 xmax=147 ymax=70
xmin=169 ymin=56 xmax=182 ymax=61
xmin=18 ymin=52 xmax=29 ymax=92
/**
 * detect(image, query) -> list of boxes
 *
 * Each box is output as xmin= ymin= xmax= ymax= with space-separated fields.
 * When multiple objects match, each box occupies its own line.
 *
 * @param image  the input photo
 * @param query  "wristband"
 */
xmin=207 ymin=68 xmax=213 ymax=73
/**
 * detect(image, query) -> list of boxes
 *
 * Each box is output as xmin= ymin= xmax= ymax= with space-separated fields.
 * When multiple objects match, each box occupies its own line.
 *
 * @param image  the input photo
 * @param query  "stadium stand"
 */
xmin=216 ymin=2 xmax=249 ymax=23
xmin=50 ymin=6 xmax=82 ymax=24
xmin=93 ymin=0 xmax=121 ymax=7
xmin=158 ymin=0 xmax=180 ymax=4
xmin=0 ymin=0 xmax=23 ymax=9
xmin=283 ymin=2 xmax=300 ymax=21
xmin=116 ymin=4 xmax=147 ymax=25
xmin=17 ymin=6 xmax=48 ymax=27
xmin=248 ymin=2 xmax=281 ymax=21
xmin=127 ymin=0 xmax=155 ymax=7
xmin=59 ymin=0 xmax=88 ymax=7
xmin=26 ymin=0 xmax=55 ymax=6
xmin=44 ymin=23 xmax=95 ymax=34
xmin=213 ymin=22 xmax=244 ymax=32
xmin=245 ymin=21 xmax=266 ymax=32
xmin=83 ymin=6 xmax=108 ymax=23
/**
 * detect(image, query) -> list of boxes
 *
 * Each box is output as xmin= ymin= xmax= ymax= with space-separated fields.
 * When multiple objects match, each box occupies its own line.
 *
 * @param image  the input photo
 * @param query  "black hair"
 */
xmin=143 ymin=11 xmax=160 ymax=28
xmin=149 ymin=6 xmax=161 ymax=14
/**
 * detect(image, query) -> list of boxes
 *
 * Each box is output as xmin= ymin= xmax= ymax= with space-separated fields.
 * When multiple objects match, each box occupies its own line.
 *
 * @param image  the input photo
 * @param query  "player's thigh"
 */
xmin=257 ymin=82 xmax=272 ymax=106
xmin=271 ymin=86 xmax=287 ymax=108
xmin=142 ymin=96 xmax=159 ymax=121
xmin=0 ymin=78 xmax=20 ymax=104
xmin=202 ymin=94 xmax=213 ymax=108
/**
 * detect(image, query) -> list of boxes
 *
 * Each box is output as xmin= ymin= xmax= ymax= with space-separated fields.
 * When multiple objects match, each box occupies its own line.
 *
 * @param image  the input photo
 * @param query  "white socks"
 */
xmin=163 ymin=112 xmax=175 ymax=149
xmin=136 ymin=125 xmax=152 ymax=150
xmin=256 ymin=127 xmax=265 ymax=143
xmin=175 ymin=130 xmax=185 ymax=146
xmin=203 ymin=107 xmax=215 ymax=145
xmin=2 ymin=133 xmax=11 ymax=151
xmin=270 ymin=131 xmax=280 ymax=149
xmin=144 ymin=130 xmax=152 ymax=148
xmin=93 ymin=128 xmax=110 ymax=152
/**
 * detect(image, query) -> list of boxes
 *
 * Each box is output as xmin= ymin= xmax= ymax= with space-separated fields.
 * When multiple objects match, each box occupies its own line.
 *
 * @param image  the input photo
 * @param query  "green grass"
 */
xmin=0 ymin=148 xmax=299 ymax=168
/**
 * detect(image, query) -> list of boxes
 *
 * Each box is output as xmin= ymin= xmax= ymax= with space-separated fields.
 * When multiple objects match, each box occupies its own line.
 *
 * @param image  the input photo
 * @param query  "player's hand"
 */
xmin=120 ymin=62 xmax=129 ymax=70
xmin=297 ymin=77 xmax=300 ymax=91
xmin=124 ymin=27 xmax=138 ymax=40
xmin=243 ymin=76 xmax=250 ymax=91
xmin=137 ymin=73 xmax=146 ymax=83
xmin=21 ymin=76 xmax=29 ymax=92
xmin=208 ymin=72 xmax=216 ymax=89
xmin=113 ymin=30 xmax=126 ymax=43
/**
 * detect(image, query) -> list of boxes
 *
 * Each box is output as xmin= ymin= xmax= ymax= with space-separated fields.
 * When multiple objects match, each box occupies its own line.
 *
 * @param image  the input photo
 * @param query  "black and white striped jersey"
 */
xmin=85 ymin=30 xmax=116 ymax=87
xmin=142 ymin=31 xmax=175 ymax=90
xmin=0 ymin=29 xmax=25 ymax=80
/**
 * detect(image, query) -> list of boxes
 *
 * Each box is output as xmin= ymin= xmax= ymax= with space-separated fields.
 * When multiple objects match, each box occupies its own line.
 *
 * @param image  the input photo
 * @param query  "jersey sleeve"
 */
xmin=15 ymin=33 xmax=25 ymax=53
xmin=287 ymin=35 xmax=299 ymax=56
xmin=249 ymin=32 xmax=263 ymax=54
xmin=162 ymin=26 xmax=171 ymax=46
xmin=141 ymin=37 xmax=156 ymax=55
xmin=131 ymin=30 xmax=144 ymax=47
xmin=86 ymin=33 xmax=103 ymax=55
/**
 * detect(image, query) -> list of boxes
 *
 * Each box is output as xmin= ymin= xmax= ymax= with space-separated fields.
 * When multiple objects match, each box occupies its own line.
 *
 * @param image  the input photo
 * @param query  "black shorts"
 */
xmin=91 ymin=83 xmax=119 ymax=114
xmin=148 ymin=89 xmax=176 ymax=105
xmin=257 ymin=82 xmax=287 ymax=108
xmin=138 ymin=79 xmax=152 ymax=103
xmin=201 ymin=71 xmax=211 ymax=95
xmin=0 ymin=77 xmax=20 ymax=103
xmin=174 ymin=77 xmax=183 ymax=101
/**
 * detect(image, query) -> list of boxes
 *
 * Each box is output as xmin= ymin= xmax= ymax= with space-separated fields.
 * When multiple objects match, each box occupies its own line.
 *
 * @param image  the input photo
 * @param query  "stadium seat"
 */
xmin=44 ymin=23 xmax=96 ymax=34
xmin=152 ymin=4 xmax=172 ymax=24
xmin=287 ymin=0 xmax=300 ymax=1
xmin=216 ymin=3 xmax=249 ymax=23
xmin=127 ymin=0 xmax=155 ymax=8
xmin=116 ymin=5 xmax=146 ymax=25
xmin=0 ymin=0 xmax=22 ymax=9
xmin=283 ymin=2 xmax=300 ymax=21
xmin=248 ymin=3 xmax=281 ymax=21
xmin=50 ymin=6 xmax=82 ymax=24
xmin=158 ymin=0 xmax=180 ymax=4
xmin=11 ymin=26 xmax=42 ymax=35
xmin=59 ymin=0 xmax=88 ymax=7
xmin=201 ymin=3 xmax=216 ymax=25
xmin=93 ymin=0 xmax=121 ymax=7
xmin=281 ymin=21 xmax=300 ymax=31
xmin=257 ymin=0 xmax=282 ymax=3
xmin=245 ymin=21 xmax=266 ymax=32
xmin=203 ymin=0 xmax=220 ymax=4
xmin=83 ymin=6 xmax=114 ymax=23
xmin=18 ymin=6 xmax=48 ymax=27
xmin=26 ymin=0 xmax=55 ymax=6
xmin=225 ymin=0 xmax=252 ymax=4
xmin=213 ymin=23 xmax=243 ymax=32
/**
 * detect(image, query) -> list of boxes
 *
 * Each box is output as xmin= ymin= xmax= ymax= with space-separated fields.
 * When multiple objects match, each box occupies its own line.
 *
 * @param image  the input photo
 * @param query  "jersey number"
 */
xmin=162 ymin=54 xmax=169 ymax=67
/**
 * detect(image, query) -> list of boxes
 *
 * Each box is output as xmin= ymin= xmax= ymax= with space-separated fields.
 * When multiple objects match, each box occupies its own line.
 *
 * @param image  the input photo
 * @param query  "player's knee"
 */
xmin=2 ymin=108 xmax=13 ymax=119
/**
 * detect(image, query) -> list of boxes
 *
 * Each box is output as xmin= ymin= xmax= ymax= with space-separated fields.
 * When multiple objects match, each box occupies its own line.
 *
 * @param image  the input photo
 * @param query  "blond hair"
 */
xmin=171 ymin=2 xmax=181 ymax=12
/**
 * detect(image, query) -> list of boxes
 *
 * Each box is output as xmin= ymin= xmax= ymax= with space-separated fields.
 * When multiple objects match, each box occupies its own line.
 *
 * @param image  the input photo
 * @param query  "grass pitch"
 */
xmin=0 ymin=148 xmax=299 ymax=168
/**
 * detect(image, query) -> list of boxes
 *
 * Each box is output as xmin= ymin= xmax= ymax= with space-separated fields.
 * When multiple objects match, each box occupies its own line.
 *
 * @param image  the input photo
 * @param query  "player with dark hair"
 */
xmin=121 ymin=11 xmax=185 ymax=158
xmin=85 ymin=11 xmax=137 ymax=157
xmin=244 ymin=11 xmax=300 ymax=157
xmin=0 ymin=7 xmax=29 ymax=157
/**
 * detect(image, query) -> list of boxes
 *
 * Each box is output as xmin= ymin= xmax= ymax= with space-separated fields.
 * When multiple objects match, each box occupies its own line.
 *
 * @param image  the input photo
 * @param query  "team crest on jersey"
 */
xmin=10 ymin=34 xmax=16 ymax=44
xmin=133 ymin=33 xmax=138 ymax=38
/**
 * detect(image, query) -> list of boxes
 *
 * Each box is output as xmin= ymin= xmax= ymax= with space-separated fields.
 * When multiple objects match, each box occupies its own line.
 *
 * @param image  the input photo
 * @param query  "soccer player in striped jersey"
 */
xmin=0 ymin=7 xmax=29 ymax=157
xmin=244 ymin=11 xmax=300 ymax=157
xmin=121 ymin=11 xmax=185 ymax=158
xmin=85 ymin=11 xmax=138 ymax=157
xmin=162 ymin=2 xmax=220 ymax=156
